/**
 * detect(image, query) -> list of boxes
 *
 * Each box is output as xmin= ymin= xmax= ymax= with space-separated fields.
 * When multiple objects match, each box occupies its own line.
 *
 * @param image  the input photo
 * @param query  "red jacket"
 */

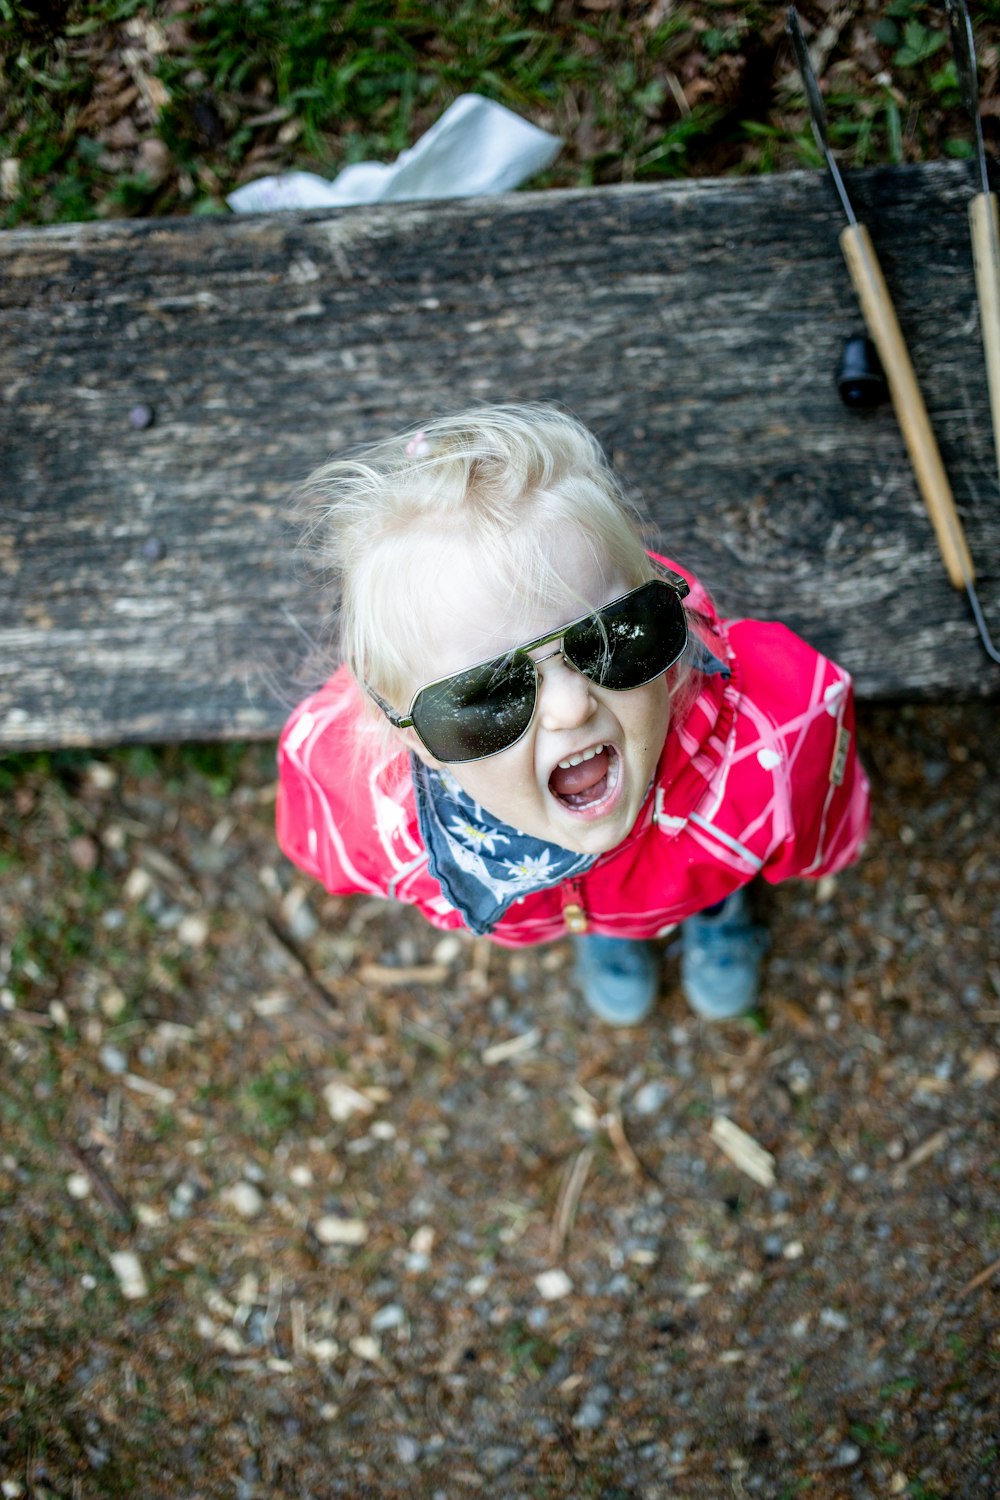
xmin=276 ymin=564 xmax=870 ymax=946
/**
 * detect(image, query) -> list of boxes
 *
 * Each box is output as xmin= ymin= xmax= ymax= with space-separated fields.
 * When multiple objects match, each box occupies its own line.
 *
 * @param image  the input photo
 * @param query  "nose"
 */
xmin=535 ymin=651 xmax=598 ymax=733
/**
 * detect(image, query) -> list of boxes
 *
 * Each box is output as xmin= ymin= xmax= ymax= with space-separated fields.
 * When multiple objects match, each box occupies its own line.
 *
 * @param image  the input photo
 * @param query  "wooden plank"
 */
xmin=1 ymin=160 xmax=998 ymax=750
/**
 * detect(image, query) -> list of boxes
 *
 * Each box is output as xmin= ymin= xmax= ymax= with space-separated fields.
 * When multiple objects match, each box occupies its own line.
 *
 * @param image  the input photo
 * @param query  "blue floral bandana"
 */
xmin=412 ymin=759 xmax=596 ymax=936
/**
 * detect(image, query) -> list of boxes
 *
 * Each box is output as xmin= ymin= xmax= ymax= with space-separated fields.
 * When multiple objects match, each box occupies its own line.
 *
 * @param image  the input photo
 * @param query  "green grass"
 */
xmin=238 ymin=1058 xmax=316 ymax=1139
xmin=1 ymin=0 xmax=992 ymax=227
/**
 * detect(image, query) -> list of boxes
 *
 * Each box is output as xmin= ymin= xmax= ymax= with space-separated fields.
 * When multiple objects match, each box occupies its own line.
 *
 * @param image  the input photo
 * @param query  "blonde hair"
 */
xmin=295 ymin=403 xmax=697 ymax=736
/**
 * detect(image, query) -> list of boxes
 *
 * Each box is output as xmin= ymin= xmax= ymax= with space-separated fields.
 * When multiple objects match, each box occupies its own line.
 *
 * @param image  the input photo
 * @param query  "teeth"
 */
xmin=557 ymin=743 xmax=605 ymax=770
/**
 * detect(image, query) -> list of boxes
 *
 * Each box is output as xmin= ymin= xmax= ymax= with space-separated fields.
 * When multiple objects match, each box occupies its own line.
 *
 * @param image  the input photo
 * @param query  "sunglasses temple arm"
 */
xmin=660 ymin=567 xmax=690 ymax=601
xmin=364 ymin=683 xmax=413 ymax=730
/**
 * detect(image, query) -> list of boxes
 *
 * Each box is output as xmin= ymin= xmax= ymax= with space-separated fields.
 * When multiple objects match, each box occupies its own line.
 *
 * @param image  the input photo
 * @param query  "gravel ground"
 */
xmin=1 ymin=701 xmax=997 ymax=1499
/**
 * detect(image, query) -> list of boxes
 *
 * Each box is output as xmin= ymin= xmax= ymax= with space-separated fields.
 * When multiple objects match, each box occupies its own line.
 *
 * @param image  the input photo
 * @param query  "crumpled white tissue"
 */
xmin=227 ymin=93 xmax=562 ymax=213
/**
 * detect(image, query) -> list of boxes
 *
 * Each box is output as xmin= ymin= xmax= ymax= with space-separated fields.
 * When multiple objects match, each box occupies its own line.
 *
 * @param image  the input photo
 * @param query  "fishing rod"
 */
xmin=787 ymin=4 xmax=999 ymax=665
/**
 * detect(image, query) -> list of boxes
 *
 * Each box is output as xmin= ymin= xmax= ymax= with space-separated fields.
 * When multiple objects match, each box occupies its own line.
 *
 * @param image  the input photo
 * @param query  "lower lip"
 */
xmin=551 ymin=747 xmax=624 ymax=822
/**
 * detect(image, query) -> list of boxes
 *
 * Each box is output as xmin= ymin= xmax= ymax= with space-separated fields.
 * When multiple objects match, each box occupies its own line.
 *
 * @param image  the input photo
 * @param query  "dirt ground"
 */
xmin=3 ymin=2 xmax=1000 ymax=1496
xmin=1 ymin=700 xmax=997 ymax=1499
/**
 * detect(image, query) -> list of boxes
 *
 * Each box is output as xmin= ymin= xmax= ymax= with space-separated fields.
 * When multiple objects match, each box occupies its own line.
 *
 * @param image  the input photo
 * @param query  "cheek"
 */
xmin=628 ymin=683 xmax=671 ymax=754
xmin=447 ymin=743 xmax=536 ymax=820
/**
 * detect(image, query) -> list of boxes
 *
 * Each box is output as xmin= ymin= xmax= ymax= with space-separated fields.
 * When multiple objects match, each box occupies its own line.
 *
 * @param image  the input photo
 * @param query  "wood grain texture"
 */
xmin=2 ymin=160 xmax=998 ymax=750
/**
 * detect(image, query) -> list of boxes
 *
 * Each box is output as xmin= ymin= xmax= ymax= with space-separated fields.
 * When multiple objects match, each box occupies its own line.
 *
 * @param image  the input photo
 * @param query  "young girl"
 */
xmin=276 ymin=405 xmax=869 ymax=1026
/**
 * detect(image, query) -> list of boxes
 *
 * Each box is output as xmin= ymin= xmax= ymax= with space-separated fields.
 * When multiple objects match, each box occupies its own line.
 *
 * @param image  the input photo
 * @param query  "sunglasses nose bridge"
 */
xmin=533 ymin=646 xmax=600 ymax=735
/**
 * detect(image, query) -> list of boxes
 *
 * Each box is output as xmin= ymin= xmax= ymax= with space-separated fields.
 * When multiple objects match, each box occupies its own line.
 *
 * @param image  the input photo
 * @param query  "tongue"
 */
xmin=549 ymin=749 xmax=610 ymax=800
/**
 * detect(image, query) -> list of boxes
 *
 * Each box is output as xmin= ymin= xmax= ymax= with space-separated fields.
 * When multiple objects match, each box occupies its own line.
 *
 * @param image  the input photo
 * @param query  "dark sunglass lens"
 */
xmin=411 ymin=656 xmax=537 ymax=763
xmin=566 ymin=581 xmax=687 ymax=690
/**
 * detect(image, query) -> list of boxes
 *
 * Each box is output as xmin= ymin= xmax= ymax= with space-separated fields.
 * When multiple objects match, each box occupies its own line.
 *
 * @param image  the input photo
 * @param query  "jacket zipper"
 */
xmin=561 ymin=877 xmax=588 ymax=934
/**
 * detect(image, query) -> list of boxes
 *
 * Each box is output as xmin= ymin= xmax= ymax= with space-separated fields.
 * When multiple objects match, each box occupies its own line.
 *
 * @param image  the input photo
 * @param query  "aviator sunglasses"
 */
xmin=366 ymin=572 xmax=690 ymax=764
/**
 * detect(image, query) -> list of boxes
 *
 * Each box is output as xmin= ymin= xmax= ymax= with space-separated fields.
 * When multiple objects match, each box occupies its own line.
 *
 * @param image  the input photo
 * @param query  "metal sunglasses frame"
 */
xmin=364 ymin=570 xmax=691 ymax=763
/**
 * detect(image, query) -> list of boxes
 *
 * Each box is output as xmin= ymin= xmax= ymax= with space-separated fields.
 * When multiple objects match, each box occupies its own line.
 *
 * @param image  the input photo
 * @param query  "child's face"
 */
xmin=398 ymin=534 xmax=671 ymax=856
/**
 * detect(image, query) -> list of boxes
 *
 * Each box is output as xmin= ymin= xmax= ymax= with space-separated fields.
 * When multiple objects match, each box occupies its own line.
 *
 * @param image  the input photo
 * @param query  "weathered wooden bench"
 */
xmin=2 ymin=159 xmax=998 ymax=751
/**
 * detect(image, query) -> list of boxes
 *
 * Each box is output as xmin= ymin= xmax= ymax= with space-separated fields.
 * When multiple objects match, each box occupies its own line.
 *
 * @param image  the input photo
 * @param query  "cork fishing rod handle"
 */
xmin=969 ymin=192 xmax=1000 ymax=495
xmin=839 ymin=222 xmax=975 ymax=590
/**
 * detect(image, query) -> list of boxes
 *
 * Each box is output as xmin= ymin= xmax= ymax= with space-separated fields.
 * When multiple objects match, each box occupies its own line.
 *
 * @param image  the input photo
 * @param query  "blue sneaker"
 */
xmin=680 ymin=889 xmax=767 ymax=1020
xmin=574 ymin=934 xmax=658 ymax=1026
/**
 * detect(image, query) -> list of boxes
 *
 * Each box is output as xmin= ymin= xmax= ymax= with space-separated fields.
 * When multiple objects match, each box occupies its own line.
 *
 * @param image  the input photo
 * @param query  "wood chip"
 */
xmin=358 ymin=962 xmax=449 ymax=987
xmin=710 ymin=1115 xmax=776 ymax=1187
xmin=109 ymin=1250 xmax=148 ymax=1300
xmin=123 ymin=1072 xmax=176 ymax=1105
xmin=481 ymin=1028 xmax=541 ymax=1065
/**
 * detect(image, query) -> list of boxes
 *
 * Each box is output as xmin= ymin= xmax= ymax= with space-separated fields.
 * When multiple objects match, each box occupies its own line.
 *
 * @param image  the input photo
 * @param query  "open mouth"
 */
xmin=548 ymin=743 xmax=619 ymax=811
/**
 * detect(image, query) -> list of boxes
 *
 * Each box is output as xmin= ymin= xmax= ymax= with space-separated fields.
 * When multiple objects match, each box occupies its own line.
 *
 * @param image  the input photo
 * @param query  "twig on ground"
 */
xmin=550 ymin=1142 xmax=596 ymax=1258
xmin=890 ymin=1127 xmax=953 ymax=1185
xmin=605 ymin=1104 xmax=644 ymax=1180
xmin=263 ymin=914 xmax=341 ymax=1010
xmin=956 ymin=1254 xmax=1000 ymax=1298
xmin=64 ymin=1140 xmax=134 ymax=1230
xmin=358 ymin=962 xmax=450 ymax=987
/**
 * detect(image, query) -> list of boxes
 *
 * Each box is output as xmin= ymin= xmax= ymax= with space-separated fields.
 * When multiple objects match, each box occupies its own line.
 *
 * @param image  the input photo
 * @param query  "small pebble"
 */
xmin=371 ymin=1304 xmax=405 ymax=1332
xmin=123 ymin=868 xmax=153 ymax=903
xmin=409 ymin=1225 xmax=435 ymax=1255
xmin=66 ymin=1171 xmax=91 ymax=1199
xmin=832 ymin=1442 xmax=861 ymax=1467
xmin=633 ymin=1079 xmax=671 ymax=1115
xmin=310 ymin=1338 xmax=339 ymax=1363
xmin=477 ymin=1446 xmax=522 ymax=1478
xmin=349 ymin=1335 xmax=380 ymax=1362
xmin=432 ymin=935 xmax=463 ymax=964
xmin=129 ymin=403 xmax=155 ymax=429
xmin=222 ymin=1182 xmax=264 ymax=1219
xmin=68 ymin=834 xmax=99 ymax=872
xmin=535 ymin=1268 xmax=573 ymax=1301
xmin=573 ymin=1399 xmax=607 ymax=1430
xmin=100 ymin=1044 xmax=127 ymax=1075
xmin=177 ymin=913 xmax=209 ymax=948
xmin=393 ymin=1435 xmax=421 ymax=1465
xmin=314 ymin=1215 xmax=368 ymax=1246
xmin=323 ymin=1081 xmax=375 ymax=1121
